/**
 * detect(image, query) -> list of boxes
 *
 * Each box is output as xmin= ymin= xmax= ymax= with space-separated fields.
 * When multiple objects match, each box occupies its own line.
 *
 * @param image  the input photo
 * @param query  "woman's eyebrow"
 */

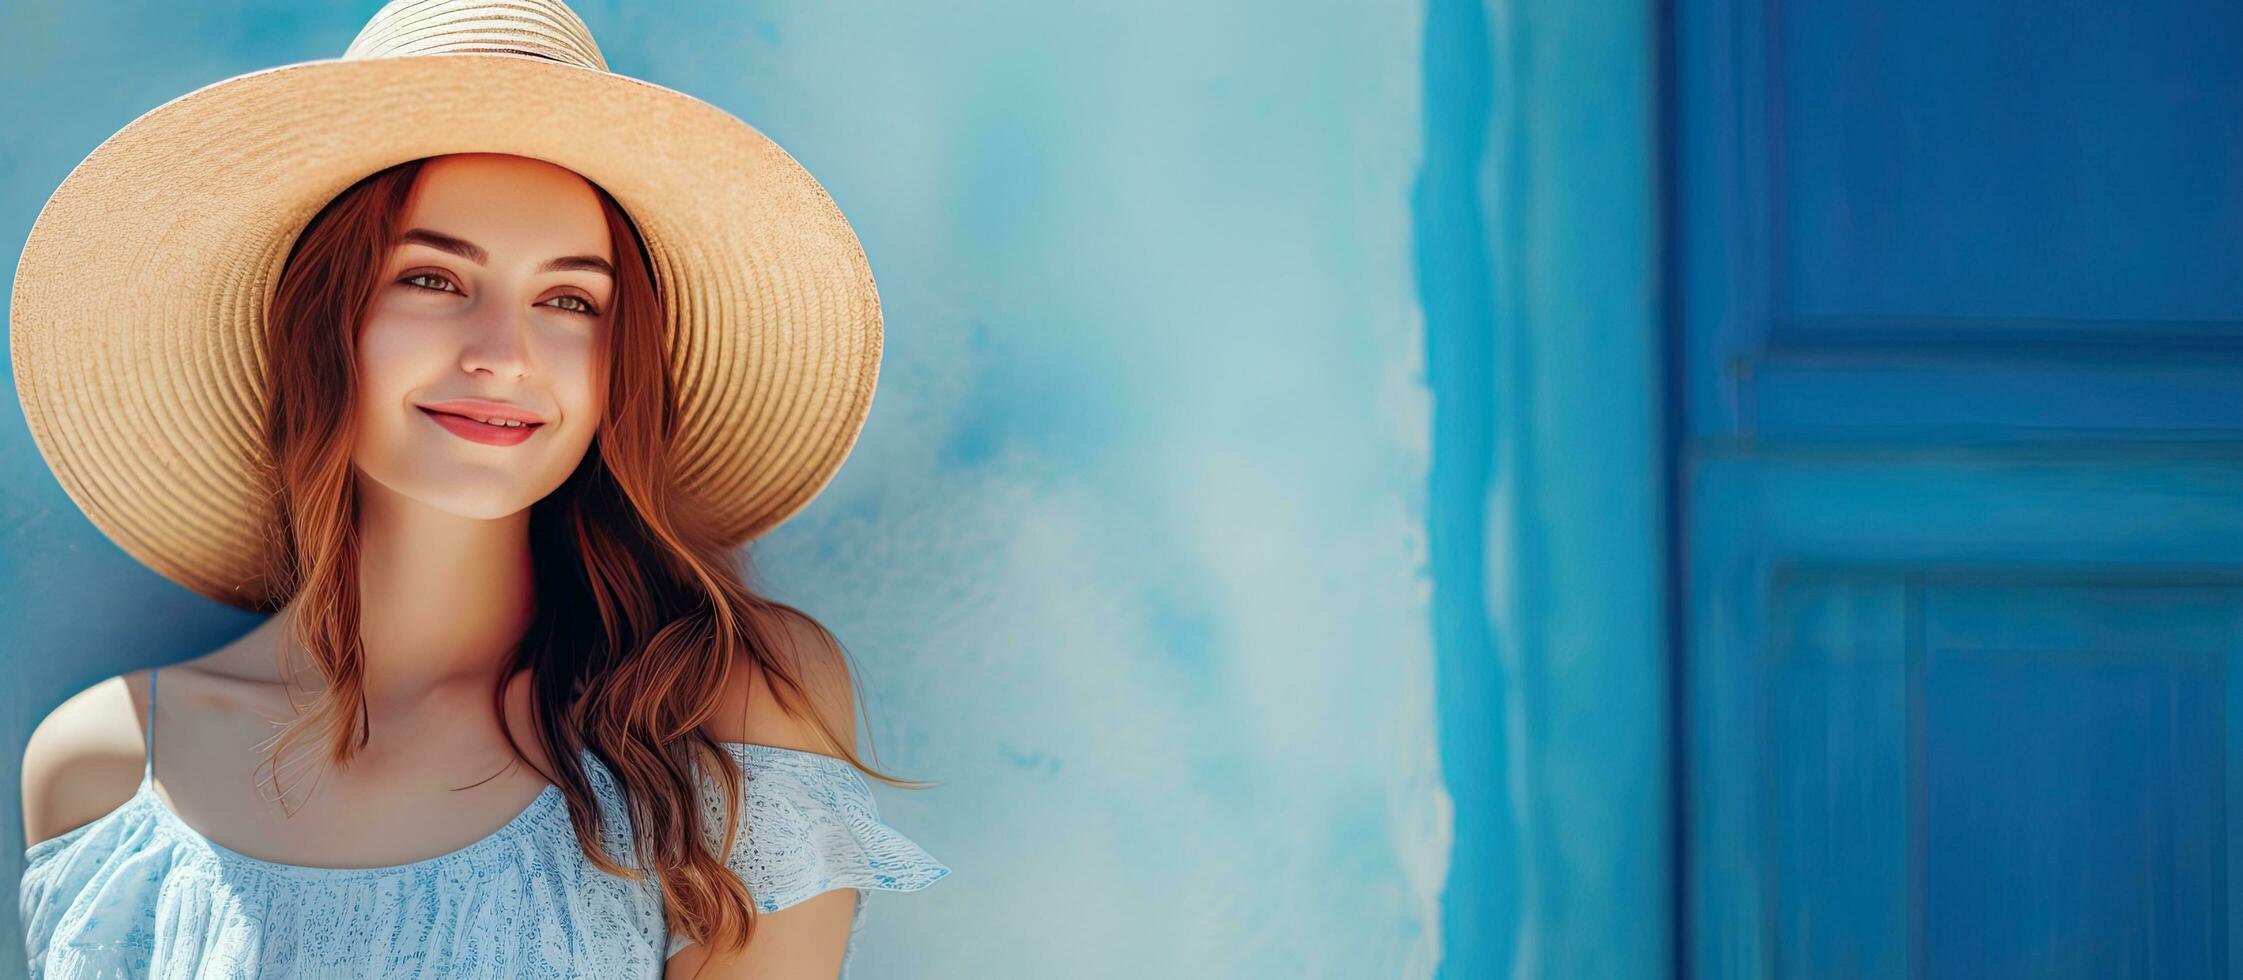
xmin=399 ymin=227 xmax=614 ymax=279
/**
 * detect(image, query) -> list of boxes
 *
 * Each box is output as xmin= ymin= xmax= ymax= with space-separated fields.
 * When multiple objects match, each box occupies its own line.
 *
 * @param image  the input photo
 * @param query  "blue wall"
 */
xmin=1 ymin=1 xmax=1670 ymax=977
xmin=1424 ymin=0 xmax=1669 ymax=976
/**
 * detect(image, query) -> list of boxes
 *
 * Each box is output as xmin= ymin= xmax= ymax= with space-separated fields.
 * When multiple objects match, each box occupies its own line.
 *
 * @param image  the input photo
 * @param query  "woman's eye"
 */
xmin=401 ymin=272 xmax=458 ymax=294
xmin=547 ymin=294 xmax=600 ymax=316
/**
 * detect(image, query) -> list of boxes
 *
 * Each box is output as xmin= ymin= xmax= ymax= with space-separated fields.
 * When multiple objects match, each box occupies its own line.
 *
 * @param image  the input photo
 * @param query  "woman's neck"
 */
xmin=277 ymin=472 xmax=540 ymax=711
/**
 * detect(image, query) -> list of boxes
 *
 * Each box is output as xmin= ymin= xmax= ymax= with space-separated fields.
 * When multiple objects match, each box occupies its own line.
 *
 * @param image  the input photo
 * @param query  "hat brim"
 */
xmin=10 ymin=52 xmax=883 ymax=610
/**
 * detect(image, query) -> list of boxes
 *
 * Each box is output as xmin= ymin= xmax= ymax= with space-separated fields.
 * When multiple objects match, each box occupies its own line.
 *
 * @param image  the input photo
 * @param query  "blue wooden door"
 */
xmin=1673 ymin=0 xmax=2243 ymax=976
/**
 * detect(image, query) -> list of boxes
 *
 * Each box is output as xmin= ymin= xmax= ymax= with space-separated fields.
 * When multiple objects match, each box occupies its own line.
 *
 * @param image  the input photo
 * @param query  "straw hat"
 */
xmin=9 ymin=0 xmax=883 ymax=611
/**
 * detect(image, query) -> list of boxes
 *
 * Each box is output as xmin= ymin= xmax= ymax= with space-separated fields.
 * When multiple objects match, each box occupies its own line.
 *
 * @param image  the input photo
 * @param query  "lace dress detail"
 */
xmin=19 ymin=668 xmax=951 ymax=979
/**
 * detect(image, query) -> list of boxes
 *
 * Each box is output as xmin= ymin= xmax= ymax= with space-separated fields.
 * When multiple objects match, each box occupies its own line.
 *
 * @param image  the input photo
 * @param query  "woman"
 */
xmin=14 ymin=3 xmax=948 ymax=978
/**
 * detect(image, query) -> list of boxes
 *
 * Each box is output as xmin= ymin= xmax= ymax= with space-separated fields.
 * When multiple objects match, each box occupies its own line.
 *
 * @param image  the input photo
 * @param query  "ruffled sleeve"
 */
xmin=665 ymin=741 xmax=951 ymax=959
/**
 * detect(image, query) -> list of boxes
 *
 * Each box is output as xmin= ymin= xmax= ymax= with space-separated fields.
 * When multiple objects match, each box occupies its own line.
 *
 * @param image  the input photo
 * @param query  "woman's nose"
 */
xmin=458 ymin=293 xmax=535 ymax=380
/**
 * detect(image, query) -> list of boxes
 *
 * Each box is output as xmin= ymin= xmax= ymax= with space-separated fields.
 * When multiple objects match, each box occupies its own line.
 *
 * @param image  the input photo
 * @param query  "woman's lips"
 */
xmin=418 ymin=407 xmax=542 ymax=446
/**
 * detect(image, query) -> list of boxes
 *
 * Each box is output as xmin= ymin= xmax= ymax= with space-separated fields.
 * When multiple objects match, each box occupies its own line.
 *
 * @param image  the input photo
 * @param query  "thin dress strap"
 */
xmin=144 ymin=667 xmax=158 ymax=781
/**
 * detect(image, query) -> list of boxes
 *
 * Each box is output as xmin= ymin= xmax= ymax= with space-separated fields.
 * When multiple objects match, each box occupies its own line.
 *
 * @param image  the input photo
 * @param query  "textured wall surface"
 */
xmin=0 ymin=2 xmax=1473 ymax=977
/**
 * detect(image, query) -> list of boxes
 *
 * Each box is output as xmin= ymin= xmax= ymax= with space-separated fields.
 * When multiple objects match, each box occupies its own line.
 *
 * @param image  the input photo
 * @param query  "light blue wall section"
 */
xmin=0 ymin=1 xmax=1471 ymax=977
xmin=677 ymin=3 xmax=1454 ymax=976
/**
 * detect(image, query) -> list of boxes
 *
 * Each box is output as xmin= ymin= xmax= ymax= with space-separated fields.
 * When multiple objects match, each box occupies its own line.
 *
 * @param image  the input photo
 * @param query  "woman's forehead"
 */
xmin=398 ymin=154 xmax=613 ymax=264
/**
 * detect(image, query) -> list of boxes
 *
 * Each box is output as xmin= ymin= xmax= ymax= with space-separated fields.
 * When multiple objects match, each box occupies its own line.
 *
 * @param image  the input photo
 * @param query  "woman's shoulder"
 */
xmin=20 ymin=669 xmax=151 ymax=851
xmin=697 ymin=610 xmax=860 ymax=754
xmin=21 ymin=647 xmax=279 ymax=853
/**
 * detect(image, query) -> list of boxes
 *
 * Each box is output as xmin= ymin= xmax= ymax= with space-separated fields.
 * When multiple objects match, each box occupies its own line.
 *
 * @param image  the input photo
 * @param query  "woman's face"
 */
xmin=352 ymin=153 xmax=615 ymax=520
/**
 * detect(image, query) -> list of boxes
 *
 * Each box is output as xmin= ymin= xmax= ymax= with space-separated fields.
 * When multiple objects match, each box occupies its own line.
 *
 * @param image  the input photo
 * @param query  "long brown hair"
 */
xmin=254 ymin=154 xmax=929 ymax=957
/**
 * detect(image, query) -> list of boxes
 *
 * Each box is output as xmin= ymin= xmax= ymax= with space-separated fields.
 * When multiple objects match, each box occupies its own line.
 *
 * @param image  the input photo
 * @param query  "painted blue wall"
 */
xmin=1425 ymin=0 xmax=1669 ymax=977
xmin=0 ymin=1 xmax=1670 ymax=977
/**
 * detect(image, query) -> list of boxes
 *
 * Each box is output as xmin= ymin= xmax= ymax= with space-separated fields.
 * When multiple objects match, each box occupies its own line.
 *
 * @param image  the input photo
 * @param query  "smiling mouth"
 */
xmin=417 ymin=406 xmax=548 ymax=447
xmin=418 ymin=407 xmax=544 ymax=429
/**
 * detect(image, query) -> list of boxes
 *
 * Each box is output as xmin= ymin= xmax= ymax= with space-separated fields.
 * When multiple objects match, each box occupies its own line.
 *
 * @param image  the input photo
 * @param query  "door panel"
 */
xmin=1684 ymin=454 xmax=2243 ymax=978
xmin=1675 ymin=0 xmax=2243 ymax=445
xmin=1921 ymin=584 xmax=2227 ymax=978
xmin=1760 ymin=570 xmax=2234 ymax=977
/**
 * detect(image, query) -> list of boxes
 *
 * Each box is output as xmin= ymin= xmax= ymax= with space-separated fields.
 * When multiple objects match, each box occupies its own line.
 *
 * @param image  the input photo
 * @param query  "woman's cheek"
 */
xmin=355 ymin=315 xmax=427 ymax=392
xmin=549 ymin=330 xmax=605 ymax=421
xmin=359 ymin=301 xmax=453 ymax=353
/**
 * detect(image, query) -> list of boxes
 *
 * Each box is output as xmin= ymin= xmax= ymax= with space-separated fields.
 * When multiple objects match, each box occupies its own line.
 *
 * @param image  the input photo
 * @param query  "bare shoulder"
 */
xmin=698 ymin=608 xmax=860 ymax=758
xmin=669 ymin=612 xmax=865 ymax=973
xmin=21 ymin=669 xmax=153 ymax=850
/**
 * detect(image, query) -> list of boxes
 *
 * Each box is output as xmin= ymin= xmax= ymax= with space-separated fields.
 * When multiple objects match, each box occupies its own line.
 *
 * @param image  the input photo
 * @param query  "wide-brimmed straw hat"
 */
xmin=9 ymin=0 xmax=883 ymax=611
